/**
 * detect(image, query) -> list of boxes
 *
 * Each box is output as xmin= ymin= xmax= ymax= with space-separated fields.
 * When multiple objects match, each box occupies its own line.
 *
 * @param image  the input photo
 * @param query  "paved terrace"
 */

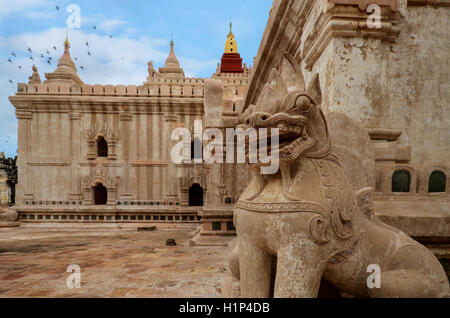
xmin=0 ymin=224 xmax=229 ymax=298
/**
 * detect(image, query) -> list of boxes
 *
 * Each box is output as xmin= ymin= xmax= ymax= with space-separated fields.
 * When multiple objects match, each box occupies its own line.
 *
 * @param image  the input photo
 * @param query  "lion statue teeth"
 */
xmin=225 ymin=53 xmax=450 ymax=298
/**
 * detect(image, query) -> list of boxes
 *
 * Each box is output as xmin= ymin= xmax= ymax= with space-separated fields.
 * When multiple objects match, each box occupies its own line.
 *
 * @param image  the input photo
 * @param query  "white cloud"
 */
xmin=97 ymin=19 xmax=128 ymax=32
xmin=0 ymin=0 xmax=51 ymax=19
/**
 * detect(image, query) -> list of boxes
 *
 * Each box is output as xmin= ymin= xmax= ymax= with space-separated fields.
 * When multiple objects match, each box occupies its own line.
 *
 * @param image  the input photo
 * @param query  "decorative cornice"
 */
xmin=236 ymin=200 xmax=327 ymax=214
xmin=328 ymin=0 xmax=399 ymax=11
xmin=164 ymin=114 xmax=179 ymax=122
xmin=16 ymin=111 xmax=32 ymax=120
xmin=302 ymin=4 xmax=401 ymax=70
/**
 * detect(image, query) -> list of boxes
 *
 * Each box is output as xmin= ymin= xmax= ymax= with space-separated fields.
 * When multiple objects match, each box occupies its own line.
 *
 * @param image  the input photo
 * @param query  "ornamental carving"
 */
xmin=81 ymin=164 xmax=116 ymax=188
xmin=85 ymin=120 xmax=119 ymax=143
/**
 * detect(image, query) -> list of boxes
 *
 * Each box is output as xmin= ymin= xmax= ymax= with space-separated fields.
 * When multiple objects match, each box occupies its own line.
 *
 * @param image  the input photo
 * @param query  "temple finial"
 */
xmin=170 ymin=33 xmax=174 ymax=47
xmin=224 ymin=22 xmax=238 ymax=53
xmin=64 ymin=31 xmax=70 ymax=52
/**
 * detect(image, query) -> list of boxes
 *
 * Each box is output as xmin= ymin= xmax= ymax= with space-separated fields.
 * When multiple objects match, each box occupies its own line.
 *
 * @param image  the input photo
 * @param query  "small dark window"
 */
xmin=429 ymin=171 xmax=446 ymax=193
xmin=225 ymin=197 xmax=233 ymax=204
xmin=392 ymin=170 xmax=411 ymax=193
xmin=97 ymin=137 xmax=108 ymax=157
xmin=212 ymin=222 xmax=222 ymax=231
xmin=227 ymin=222 xmax=236 ymax=231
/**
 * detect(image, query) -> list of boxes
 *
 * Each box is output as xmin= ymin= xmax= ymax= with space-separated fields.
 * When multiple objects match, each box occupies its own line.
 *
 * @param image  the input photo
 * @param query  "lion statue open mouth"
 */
xmin=225 ymin=53 xmax=449 ymax=298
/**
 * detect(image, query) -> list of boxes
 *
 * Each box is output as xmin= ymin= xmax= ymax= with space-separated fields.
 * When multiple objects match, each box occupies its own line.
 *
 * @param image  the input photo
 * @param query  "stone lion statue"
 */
xmin=0 ymin=202 xmax=19 ymax=225
xmin=226 ymin=53 xmax=449 ymax=298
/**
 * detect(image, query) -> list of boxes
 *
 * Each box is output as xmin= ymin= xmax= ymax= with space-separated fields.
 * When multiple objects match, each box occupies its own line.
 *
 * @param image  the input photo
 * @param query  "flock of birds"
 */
xmin=5 ymin=4 xmax=117 ymax=85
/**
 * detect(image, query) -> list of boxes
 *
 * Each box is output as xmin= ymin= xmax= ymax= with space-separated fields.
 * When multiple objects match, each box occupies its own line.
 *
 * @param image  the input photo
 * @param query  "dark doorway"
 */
xmin=392 ymin=170 xmax=411 ymax=193
xmin=189 ymin=183 xmax=204 ymax=206
xmin=94 ymin=183 xmax=107 ymax=205
xmin=97 ymin=137 xmax=108 ymax=157
xmin=429 ymin=171 xmax=446 ymax=193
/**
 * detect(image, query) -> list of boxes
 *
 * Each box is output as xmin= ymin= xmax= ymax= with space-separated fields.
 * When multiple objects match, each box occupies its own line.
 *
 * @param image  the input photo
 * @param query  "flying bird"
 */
xmin=46 ymin=49 xmax=50 ymax=55
xmin=56 ymin=5 xmax=59 ymax=11
xmin=85 ymin=41 xmax=89 ymax=47
xmin=27 ymin=47 xmax=32 ymax=54
xmin=47 ymin=60 xmax=52 ymax=65
xmin=109 ymin=35 xmax=113 ymax=38
xmin=53 ymin=46 xmax=57 ymax=51
xmin=30 ymin=56 xmax=34 ymax=61
xmin=40 ymin=53 xmax=44 ymax=58
xmin=87 ymin=51 xmax=92 ymax=57
xmin=7 ymin=58 xmax=12 ymax=63
xmin=8 ymin=80 xmax=13 ymax=84
xmin=93 ymin=26 xmax=97 ymax=30
xmin=11 ymin=51 xmax=16 ymax=57
xmin=80 ymin=66 xmax=85 ymax=70
xmin=18 ymin=65 xmax=22 ymax=69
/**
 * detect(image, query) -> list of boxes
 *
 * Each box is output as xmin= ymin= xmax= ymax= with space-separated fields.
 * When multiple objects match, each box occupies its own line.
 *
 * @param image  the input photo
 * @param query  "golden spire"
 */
xmin=64 ymin=31 xmax=70 ymax=52
xmin=224 ymin=22 xmax=238 ymax=54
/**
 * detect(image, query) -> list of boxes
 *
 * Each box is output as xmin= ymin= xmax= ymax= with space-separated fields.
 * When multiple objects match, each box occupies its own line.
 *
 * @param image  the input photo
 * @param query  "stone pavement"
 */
xmin=0 ymin=224 xmax=230 ymax=298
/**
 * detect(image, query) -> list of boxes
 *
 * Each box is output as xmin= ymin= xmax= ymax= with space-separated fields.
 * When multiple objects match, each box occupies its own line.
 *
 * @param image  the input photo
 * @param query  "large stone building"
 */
xmin=8 ymin=25 xmax=250 ymax=231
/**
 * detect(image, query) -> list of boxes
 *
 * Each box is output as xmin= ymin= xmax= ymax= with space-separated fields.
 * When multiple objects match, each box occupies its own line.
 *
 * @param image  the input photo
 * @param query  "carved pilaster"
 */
xmin=165 ymin=114 xmax=179 ymax=199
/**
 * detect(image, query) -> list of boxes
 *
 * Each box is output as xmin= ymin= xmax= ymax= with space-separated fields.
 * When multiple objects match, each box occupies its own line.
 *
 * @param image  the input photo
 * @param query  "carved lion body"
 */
xmin=229 ymin=54 xmax=449 ymax=298
xmin=0 ymin=203 xmax=19 ymax=225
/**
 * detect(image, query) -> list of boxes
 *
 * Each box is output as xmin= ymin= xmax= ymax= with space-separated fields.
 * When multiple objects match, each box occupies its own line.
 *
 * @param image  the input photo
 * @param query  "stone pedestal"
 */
xmin=192 ymin=204 xmax=236 ymax=246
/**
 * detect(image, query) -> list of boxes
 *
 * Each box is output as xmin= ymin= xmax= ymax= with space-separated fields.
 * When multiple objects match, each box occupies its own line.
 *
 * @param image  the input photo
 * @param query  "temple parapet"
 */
xmin=15 ymin=82 xmax=205 ymax=97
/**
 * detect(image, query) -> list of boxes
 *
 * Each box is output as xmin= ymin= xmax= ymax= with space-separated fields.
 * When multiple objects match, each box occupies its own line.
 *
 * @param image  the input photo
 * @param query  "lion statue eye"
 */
xmin=296 ymin=96 xmax=312 ymax=112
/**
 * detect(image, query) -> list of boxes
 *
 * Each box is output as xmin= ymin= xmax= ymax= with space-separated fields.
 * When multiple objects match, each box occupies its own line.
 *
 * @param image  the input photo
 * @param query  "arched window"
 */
xmin=191 ymin=138 xmax=203 ymax=160
xmin=392 ymin=170 xmax=411 ymax=193
xmin=94 ymin=183 xmax=107 ymax=205
xmin=429 ymin=171 xmax=446 ymax=193
xmin=189 ymin=183 xmax=204 ymax=207
xmin=97 ymin=137 xmax=108 ymax=158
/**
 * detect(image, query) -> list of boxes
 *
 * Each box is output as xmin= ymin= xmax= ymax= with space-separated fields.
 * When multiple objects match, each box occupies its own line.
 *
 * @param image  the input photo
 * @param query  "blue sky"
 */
xmin=0 ymin=0 xmax=272 ymax=157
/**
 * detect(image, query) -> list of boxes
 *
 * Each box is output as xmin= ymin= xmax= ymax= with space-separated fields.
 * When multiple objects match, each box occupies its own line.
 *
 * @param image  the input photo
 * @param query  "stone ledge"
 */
xmin=0 ymin=222 xmax=20 ymax=228
xmin=375 ymin=199 xmax=450 ymax=238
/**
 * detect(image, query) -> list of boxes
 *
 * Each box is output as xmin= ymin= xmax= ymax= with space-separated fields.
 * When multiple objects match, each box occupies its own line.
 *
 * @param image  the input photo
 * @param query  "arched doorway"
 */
xmin=94 ymin=183 xmax=107 ymax=205
xmin=189 ymin=183 xmax=204 ymax=206
xmin=97 ymin=137 xmax=108 ymax=158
